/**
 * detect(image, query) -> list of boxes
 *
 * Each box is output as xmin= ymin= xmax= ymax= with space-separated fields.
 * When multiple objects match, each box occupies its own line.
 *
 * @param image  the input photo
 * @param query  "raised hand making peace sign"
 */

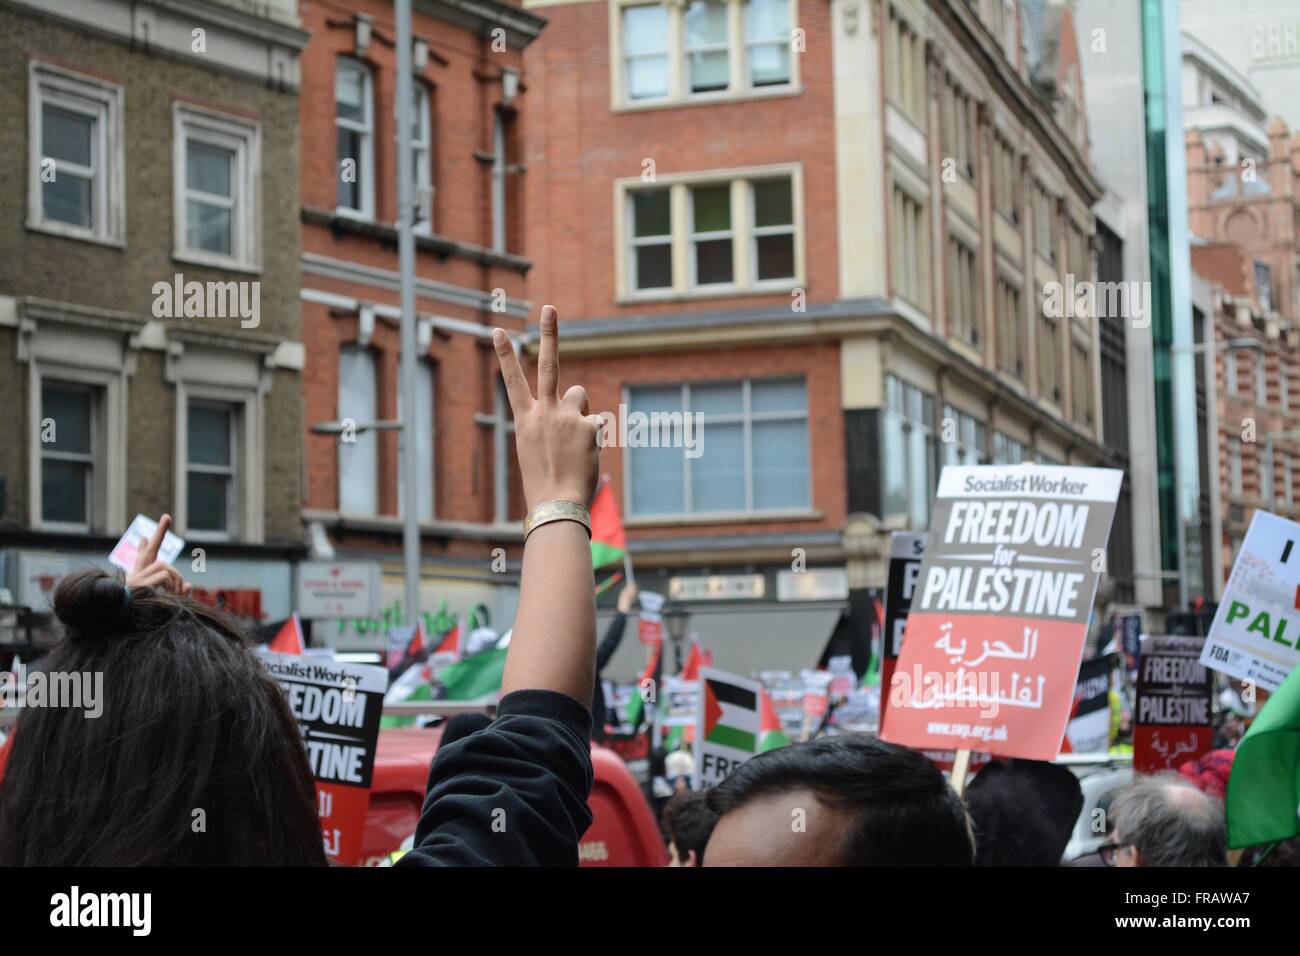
xmin=491 ymin=305 xmax=601 ymax=706
xmin=492 ymin=304 xmax=602 ymax=511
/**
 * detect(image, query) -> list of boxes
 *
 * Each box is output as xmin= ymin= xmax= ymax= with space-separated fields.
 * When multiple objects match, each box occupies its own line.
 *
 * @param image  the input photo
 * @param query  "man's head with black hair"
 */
xmin=661 ymin=790 xmax=716 ymax=867
xmin=702 ymin=735 xmax=975 ymax=866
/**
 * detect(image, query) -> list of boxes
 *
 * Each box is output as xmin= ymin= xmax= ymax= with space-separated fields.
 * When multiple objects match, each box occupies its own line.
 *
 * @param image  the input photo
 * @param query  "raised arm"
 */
xmin=399 ymin=305 xmax=603 ymax=867
xmin=494 ymin=305 xmax=602 ymax=706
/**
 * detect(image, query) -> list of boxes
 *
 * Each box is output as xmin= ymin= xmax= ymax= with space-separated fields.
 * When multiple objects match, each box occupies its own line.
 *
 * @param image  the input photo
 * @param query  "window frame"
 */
xmin=748 ymin=177 xmax=797 ymax=288
xmin=172 ymin=102 xmax=262 ymax=272
xmin=1228 ymin=436 xmax=1243 ymax=496
xmin=27 ymin=61 xmax=125 ymax=247
xmin=616 ymin=164 xmax=804 ymax=301
xmin=941 ymin=403 xmax=987 ymax=467
xmin=886 ymin=4 xmax=926 ymax=124
xmin=397 ymin=358 xmax=437 ymax=523
xmin=943 ymin=75 xmax=976 ymax=179
xmin=622 ymin=377 xmax=811 ymax=519
xmin=992 ymin=429 xmax=1026 ymax=465
xmin=688 ymin=181 xmax=737 ymax=290
xmin=891 ymin=181 xmax=929 ymax=310
xmin=621 ymin=2 xmax=673 ymax=103
xmin=412 ymin=82 xmax=434 ymax=235
xmin=947 ymin=230 xmax=980 ymax=348
xmin=491 ymin=109 xmax=507 ymax=252
xmin=1285 ymin=452 xmax=1295 ymax=511
xmin=1034 ymin=183 xmax=1056 ymax=263
xmin=883 ymin=374 xmax=936 ymax=530
xmin=172 ymin=370 xmax=262 ymax=544
xmin=611 ymin=0 xmax=800 ymax=110
xmin=337 ymin=343 xmax=380 ymax=518
xmin=38 ymin=380 xmax=100 ymax=533
xmin=684 ymin=0 xmax=732 ymax=95
xmin=627 ymin=187 xmax=674 ymax=292
xmin=995 ymin=272 xmax=1024 ymax=379
xmin=335 ymin=57 xmax=375 ymax=221
xmin=185 ymin=398 xmax=240 ymax=540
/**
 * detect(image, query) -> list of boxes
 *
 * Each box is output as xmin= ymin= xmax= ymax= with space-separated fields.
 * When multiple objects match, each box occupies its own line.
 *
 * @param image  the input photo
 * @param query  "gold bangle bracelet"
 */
xmin=523 ymin=499 xmax=592 ymax=541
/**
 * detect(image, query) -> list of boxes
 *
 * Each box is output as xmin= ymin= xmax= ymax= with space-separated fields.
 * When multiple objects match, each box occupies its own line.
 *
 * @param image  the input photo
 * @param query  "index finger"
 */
xmin=536 ymin=304 xmax=559 ymax=404
xmin=492 ymin=328 xmax=533 ymax=414
xmin=139 ymin=514 xmax=171 ymax=571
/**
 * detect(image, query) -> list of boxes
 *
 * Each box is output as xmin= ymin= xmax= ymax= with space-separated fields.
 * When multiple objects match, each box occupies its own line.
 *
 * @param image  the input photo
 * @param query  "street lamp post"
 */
xmin=663 ymin=603 xmax=690 ymax=674
xmin=395 ymin=0 xmax=421 ymax=629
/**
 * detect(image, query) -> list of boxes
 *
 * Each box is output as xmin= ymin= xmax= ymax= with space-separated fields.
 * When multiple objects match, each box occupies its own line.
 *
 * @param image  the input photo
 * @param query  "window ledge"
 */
xmin=186 ymin=530 xmax=238 ymax=544
xmin=617 ymin=281 xmax=802 ymax=307
xmin=625 ymin=508 xmax=822 ymax=528
xmin=26 ymin=219 xmax=125 ymax=250
xmin=614 ymin=85 xmax=801 ymax=114
xmin=302 ymin=205 xmax=532 ymax=275
xmin=303 ymin=508 xmax=525 ymax=541
xmin=171 ymin=249 xmax=263 ymax=276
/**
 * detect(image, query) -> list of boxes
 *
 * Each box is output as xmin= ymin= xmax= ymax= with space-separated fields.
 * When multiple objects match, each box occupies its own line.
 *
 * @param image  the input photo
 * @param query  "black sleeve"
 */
xmin=396 ymin=689 xmax=594 ymax=867
xmin=595 ymin=612 xmax=628 ymax=675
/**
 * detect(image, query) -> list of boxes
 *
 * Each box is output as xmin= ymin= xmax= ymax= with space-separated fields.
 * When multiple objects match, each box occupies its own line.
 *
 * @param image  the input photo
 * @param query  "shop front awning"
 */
xmin=597 ymin=601 xmax=846 ymax=685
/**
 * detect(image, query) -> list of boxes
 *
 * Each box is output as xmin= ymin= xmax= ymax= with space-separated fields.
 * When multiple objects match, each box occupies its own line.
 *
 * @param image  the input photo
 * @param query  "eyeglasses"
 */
xmin=1098 ymin=841 xmax=1133 ymax=866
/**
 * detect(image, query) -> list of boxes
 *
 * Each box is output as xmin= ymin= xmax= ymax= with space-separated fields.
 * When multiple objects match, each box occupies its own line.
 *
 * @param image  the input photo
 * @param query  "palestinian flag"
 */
xmin=624 ymin=643 xmax=662 ymax=732
xmin=664 ymin=642 xmax=710 ymax=750
xmin=387 ymin=620 xmax=431 ymax=670
xmin=680 ymin=640 xmax=712 ymax=681
xmin=269 ymin=614 xmax=305 ymax=655
xmin=381 ymin=660 xmax=436 ymax=729
xmin=759 ymin=689 xmax=792 ymax=753
xmin=1226 ymin=661 xmax=1300 ymax=848
xmin=703 ymin=675 xmax=759 ymax=754
xmin=664 ymin=722 xmax=696 ymax=752
xmin=590 ymin=480 xmax=627 ymax=570
xmin=432 ymin=623 xmax=460 ymax=659
xmin=437 ymin=646 xmax=508 ymax=701
xmin=595 ymin=571 xmax=624 ymax=598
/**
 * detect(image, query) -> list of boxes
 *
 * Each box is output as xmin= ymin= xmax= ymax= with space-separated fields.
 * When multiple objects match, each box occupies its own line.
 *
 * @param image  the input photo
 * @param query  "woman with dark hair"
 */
xmin=0 ymin=304 xmax=603 ymax=867
xmin=0 ymin=531 xmax=327 ymax=865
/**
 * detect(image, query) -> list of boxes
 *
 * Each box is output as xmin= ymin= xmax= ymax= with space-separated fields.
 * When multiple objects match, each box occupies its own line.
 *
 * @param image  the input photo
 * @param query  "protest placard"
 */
xmin=880 ymin=464 xmax=1121 ymax=760
xmin=638 ymin=590 xmax=665 ymax=648
xmin=694 ymin=668 xmax=761 ymax=788
xmin=880 ymin=532 xmax=927 ymax=716
xmin=1200 ymin=510 xmax=1300 ymax=693
xmin=260 ymin=650 xmax=388 ymax=865
xmin=1135 ymin=635 xmax=1213 ymax=774
xmin=1062 ymin=656 xmax=1112 ymax=754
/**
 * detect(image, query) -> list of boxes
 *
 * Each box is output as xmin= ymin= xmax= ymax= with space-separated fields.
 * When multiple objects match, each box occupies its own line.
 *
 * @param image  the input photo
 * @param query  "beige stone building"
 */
xmin=0 ymin=0 xmax=308 ymax=625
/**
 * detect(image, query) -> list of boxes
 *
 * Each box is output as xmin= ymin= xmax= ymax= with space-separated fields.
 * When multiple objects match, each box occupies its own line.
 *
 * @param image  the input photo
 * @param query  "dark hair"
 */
xmin=964 ymin=759 xmax=1084 ymax=866
xmin=705 ymin=735 xmax=974 ymax=866
xmin=0 ymin=569 xmax=328 ymax=866
xmin=1110 ymin=772 xmax=1226 ymax=867
xmin=661 ymin=789 xmax=716 ymax=864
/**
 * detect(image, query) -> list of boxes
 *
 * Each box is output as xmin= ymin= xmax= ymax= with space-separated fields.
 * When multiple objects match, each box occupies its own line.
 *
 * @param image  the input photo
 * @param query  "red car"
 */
xmin=362 ymin=727 xmax=668 ymax=867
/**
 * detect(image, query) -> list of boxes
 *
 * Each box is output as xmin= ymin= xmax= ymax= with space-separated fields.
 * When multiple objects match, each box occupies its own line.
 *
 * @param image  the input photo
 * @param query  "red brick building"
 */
xmin=521 ymin=0 xmax=1110 ymax=680
xmin=297 ymin=0 xmax=544 ymax=648
xmin=1187 ymin=119 xmax=1300 ymax=589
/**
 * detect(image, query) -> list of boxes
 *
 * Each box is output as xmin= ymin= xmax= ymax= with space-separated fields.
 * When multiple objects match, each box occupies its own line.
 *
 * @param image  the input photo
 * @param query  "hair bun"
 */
xmin=53 ymin=568 xmax=133 ymax=639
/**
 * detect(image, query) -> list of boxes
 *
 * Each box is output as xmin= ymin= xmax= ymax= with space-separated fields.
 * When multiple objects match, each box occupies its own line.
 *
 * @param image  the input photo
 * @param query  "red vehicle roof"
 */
xmin=364 ymin=726 xmax=667 ymax=867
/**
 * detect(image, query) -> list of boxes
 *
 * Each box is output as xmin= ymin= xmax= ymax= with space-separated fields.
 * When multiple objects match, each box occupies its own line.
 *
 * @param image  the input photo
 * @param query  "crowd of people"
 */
xmin=0 ymin=305 xmax=1290 ymax=867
